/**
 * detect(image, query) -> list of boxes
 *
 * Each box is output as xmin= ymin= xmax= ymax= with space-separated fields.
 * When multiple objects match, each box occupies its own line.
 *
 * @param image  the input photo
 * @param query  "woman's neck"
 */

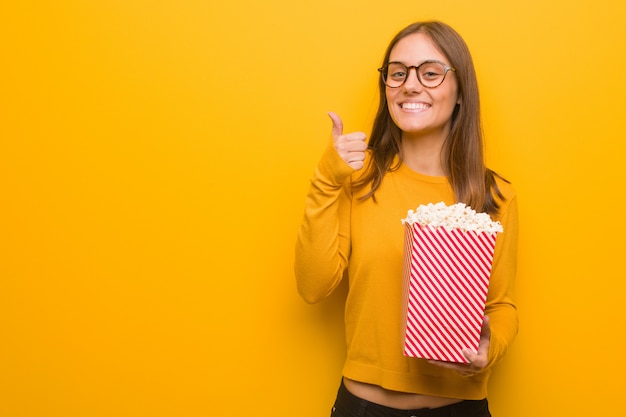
xmin=400 ymin=132 xmax=446 ymax=176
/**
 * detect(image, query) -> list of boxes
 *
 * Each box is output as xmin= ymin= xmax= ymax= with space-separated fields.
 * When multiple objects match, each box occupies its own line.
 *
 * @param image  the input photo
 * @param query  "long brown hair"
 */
xmin=354 ymin=21 xmax=505 ymax=216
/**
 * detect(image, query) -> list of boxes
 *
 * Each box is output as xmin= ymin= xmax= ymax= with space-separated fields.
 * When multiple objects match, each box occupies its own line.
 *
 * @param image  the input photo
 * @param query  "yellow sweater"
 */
xmin=295 ymin=142 xmax=519 ymax=400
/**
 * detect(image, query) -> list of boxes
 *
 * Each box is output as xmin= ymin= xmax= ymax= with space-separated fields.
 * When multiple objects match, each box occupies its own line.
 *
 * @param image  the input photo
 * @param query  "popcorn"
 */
xmin=400 ymin=202 xmax=502 ymax=363
xmin=402 ymin=202 xmax=503 ymax=234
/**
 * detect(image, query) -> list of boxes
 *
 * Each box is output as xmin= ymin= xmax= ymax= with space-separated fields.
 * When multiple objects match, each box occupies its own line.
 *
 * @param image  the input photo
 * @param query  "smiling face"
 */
xmin=386 ymin=33 xmax=460 ymax=142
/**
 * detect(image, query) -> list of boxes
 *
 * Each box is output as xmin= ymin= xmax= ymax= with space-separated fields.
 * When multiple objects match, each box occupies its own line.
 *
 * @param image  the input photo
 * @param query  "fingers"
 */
xmin=429 ymin=315 xmax=492 ymax=376
xmin=328 ymin=112 xmax=367 ymax=170
xmin=461 ymin=349 xmax=484 ymax=369
xmin=460 ymin=341 xmax=488 ymax=370
xmin=430 ymin=317 xmax=492 ymax=376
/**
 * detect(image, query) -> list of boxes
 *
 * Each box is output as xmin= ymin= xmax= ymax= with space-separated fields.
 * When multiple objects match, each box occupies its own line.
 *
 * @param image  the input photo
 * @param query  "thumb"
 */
xmin=328 ymin=112 xmax=343 ymax=141
xmin=481 ymin=315 xmax=491 ymax=340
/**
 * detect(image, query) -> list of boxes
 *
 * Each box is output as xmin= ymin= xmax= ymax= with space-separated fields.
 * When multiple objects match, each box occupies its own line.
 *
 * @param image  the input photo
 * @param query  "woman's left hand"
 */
xmin=428 ymin=316 xmax=491 ymax=377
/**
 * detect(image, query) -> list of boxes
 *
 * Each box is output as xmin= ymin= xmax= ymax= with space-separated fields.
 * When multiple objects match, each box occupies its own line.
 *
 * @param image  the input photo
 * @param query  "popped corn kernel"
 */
xmin=401 ymin=202 xmax=503 ymax=234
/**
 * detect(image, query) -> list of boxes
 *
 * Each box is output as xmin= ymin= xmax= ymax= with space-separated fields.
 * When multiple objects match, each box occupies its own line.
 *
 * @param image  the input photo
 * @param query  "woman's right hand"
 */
xmin=328 ymin=112 xmax=368 ymax=170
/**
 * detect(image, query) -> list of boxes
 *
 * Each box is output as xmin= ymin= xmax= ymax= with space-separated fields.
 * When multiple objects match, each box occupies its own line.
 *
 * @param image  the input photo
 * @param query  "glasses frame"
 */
xmin=378 ymin=60 xmax=456 ymax=89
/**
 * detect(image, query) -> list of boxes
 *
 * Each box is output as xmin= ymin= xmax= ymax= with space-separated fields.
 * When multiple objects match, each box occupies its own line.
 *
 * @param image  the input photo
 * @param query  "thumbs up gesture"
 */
xmin=328 ymin=112 xmax=368 ymax=170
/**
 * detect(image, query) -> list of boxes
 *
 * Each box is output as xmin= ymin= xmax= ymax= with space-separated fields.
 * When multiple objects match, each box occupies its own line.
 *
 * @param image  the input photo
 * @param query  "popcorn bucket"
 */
xmin=401 ymin=220 xmax=499 ymax=363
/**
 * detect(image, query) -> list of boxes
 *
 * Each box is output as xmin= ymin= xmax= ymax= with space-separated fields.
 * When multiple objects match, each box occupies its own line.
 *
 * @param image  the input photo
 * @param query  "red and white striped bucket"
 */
xmin=402 ymin=223 xmax=499 ymax=363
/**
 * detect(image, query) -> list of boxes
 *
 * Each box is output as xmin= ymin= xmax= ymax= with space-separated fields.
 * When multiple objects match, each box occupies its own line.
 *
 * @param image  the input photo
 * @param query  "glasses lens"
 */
xmin=384 ymin=62 xmax=408 ymax=87
xmin=418 ymin=62 xmax=446 ymax=88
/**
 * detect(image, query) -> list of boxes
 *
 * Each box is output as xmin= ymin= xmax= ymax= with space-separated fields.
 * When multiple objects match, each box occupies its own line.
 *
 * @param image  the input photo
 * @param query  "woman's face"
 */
xmin=386 ymin=33 xmax=459 ymax=140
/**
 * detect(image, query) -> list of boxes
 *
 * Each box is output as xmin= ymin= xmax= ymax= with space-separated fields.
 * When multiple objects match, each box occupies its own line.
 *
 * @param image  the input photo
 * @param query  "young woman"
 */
xmin=295 ymin=21 xmax=518 ymax=417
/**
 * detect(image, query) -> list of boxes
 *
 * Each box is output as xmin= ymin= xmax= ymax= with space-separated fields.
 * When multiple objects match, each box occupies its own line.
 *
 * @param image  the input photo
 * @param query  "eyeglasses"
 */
xmin=378 ymin=60 xmax=456 ymax=88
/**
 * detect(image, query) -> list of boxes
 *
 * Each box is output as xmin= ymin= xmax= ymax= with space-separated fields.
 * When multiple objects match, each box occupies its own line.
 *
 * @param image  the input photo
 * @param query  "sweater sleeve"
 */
xmin=294 ymin=141 xmax=356 ymax=304
xmin=484 ymin=191 xmax=520 ymax=368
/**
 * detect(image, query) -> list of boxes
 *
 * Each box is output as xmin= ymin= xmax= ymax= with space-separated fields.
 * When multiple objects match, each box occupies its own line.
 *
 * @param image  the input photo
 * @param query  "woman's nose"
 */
xmin=403 ymin=67 xmax=423 ymax=91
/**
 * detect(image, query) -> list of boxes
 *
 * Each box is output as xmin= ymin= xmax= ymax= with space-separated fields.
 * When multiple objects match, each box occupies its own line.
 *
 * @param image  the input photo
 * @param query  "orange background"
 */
xmin=1 ymin=1 xmax=625 ymax=416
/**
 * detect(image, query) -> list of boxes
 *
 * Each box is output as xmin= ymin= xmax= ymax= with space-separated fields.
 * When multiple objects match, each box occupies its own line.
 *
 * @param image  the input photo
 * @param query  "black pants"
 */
xmin=330 ymin=380 xmax=491 ymax=417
